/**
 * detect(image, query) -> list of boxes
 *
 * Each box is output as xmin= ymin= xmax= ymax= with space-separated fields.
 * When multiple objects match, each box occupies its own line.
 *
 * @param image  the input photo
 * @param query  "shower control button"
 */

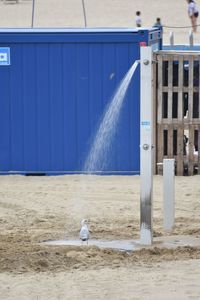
xmin=142 ymin=144 xmax=150 ymax=150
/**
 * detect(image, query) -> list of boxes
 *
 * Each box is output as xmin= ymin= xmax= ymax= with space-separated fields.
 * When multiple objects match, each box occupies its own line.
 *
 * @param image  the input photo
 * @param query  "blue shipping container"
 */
xmin=0 ymin=28 xmax=161 ymax=174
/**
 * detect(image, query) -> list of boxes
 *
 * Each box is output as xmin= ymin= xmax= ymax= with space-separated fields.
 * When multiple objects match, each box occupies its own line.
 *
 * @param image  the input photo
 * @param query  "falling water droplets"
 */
xmin=84 ymin=60 xmax=139 ymax=172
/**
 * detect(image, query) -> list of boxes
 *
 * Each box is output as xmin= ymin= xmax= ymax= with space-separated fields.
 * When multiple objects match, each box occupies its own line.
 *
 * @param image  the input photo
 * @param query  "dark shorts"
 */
xmin=194 ymin=12 xmax=199 ymax=18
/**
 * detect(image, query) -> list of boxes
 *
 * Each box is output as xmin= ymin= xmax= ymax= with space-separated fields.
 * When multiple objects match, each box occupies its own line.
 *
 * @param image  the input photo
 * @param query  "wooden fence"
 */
xmin=155 ymin=51 xmax=200 ymax=175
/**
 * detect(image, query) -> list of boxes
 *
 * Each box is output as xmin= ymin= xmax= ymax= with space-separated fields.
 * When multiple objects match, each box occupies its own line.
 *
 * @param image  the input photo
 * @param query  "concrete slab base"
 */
xmin=42 ymin=235 xmax=200 ymax=251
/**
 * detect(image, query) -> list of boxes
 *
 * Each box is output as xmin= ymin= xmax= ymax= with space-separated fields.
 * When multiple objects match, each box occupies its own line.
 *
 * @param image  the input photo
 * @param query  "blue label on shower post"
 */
xmin=141 ymin=121 xmax=151 ymax=131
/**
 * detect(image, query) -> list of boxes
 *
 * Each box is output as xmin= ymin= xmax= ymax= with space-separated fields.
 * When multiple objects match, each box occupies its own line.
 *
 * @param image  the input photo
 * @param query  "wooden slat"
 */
xmin=157 ymin=124 xmax=163 ymax=174
xmin=199 ymin=61 xmax=200 ymax=120
xmin=198 ymin=61 xmax=200 ymax=174
xmin=188 ymin=57 xmax=194 ymax=121
xmin=160 ymin=119 xmax=200 ymax=125
xmin=177 ymin=126 xmax=184 ymax=175
xmin=163 ymin=86 xmax=199 ymax=93
xmin=168 ymin=125 xmax=173 ymax=158
xmin=168 ymin=57 xmax=173 ymax=122
xmin=186 ymin=56 xmax=194 ymax=175
xmin=153 ymin=56 xmax=157 ymax=175
xmin=188 ymin=125 xmax=194 ymax=175
xmin=157 ymin=125 xmax=164 ymax=160
xmin=157 ymin=54 xmax=163 ymax=124
xmin=198 ymin=126 xmax=200 ymax=174
xmin=178 ymin=56 xmax=183 ymax=121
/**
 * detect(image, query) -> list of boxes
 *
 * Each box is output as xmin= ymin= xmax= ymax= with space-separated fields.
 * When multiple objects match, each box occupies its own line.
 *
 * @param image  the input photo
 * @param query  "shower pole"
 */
xmin=140 ymin=46 xmax=154 ymax=245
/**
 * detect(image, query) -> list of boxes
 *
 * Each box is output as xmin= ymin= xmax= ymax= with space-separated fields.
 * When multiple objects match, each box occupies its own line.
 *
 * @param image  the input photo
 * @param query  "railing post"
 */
xmin=82 ymin=0 xmax=87 ymax=27
xmin=31 ymin=0 xmax=35 ymax=28
xmin=189 ymin=30 xmax=194 ymax=47
xmin=169 ymin=31 xmax=174 ymax=46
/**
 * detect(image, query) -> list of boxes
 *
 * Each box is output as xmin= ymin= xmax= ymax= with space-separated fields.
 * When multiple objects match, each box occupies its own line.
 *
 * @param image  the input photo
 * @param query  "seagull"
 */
xmin=79 ymin=219 xmax=89 ymax=245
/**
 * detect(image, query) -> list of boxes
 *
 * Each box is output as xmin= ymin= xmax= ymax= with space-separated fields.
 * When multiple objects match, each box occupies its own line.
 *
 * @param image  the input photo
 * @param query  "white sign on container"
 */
xmin=0 ymin=48 xmax=10 ymax=66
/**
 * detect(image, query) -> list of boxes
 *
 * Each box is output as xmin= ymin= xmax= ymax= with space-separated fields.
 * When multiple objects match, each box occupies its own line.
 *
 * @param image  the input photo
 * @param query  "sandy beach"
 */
xmin=0 ymin=1 xmax=200 ymax=299
xmin=0 ymin=174 xmax=200 ymax=299
xmin=0 ymin=0 xmax=200 ymax=44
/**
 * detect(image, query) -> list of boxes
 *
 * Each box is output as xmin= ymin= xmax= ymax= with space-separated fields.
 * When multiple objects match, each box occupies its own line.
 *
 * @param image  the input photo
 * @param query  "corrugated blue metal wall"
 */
xmin=0 ymin=29 xmax=161 ymax=174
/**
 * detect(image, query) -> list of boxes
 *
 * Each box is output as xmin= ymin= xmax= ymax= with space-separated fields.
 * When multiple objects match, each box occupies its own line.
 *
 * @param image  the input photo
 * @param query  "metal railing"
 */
xmin=169 ymin=31 xmax=194 ymax=48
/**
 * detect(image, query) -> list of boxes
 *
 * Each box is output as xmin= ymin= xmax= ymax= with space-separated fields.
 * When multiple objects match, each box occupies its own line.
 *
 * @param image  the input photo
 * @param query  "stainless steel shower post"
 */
xmin=140 ymin=46 xmax=154 ymax=245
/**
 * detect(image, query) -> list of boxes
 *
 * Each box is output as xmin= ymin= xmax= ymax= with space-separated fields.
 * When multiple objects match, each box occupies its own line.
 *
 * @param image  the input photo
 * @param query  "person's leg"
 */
xmin=191 ymin=16 xmax=197 ymax=32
